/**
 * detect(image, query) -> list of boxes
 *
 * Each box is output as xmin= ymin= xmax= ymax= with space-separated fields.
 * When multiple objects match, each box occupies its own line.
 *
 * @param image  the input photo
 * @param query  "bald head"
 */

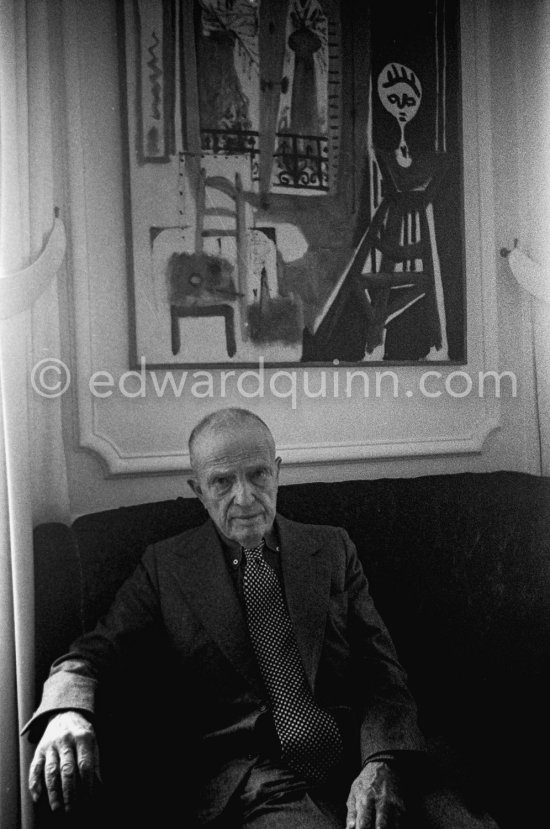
xmin=189 ymin=408 xmax=275 ymax=472
xmin=187 ymin=408 xmax=280 ymax=548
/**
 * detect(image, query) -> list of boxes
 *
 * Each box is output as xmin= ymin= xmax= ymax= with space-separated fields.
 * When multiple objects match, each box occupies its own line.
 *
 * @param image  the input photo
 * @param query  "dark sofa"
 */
xmin=32 ymin=471 xmax=550 ymax=827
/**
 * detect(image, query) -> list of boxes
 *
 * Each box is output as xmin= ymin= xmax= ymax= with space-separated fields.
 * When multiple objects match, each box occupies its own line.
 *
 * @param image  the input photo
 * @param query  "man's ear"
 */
xmin=274 ymin=456 xmax=282 ymax=479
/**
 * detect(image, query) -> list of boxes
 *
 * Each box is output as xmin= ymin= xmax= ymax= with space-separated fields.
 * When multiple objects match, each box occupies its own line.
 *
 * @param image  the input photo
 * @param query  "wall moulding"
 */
xmin=62 ymin=0 xmax=501 ymax=478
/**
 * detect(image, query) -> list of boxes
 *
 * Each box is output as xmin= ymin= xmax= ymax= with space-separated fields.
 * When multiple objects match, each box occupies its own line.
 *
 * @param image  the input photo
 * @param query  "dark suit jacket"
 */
xmin=27 ymin=515 xmax=424 ymax=821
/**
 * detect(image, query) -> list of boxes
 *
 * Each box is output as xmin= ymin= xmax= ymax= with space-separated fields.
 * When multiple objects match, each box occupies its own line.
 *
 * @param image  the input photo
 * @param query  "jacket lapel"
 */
xmin=277 ymin=514 xmax=332 ymax=691
xmin=171 ymin=519 xmax=264 ymax=695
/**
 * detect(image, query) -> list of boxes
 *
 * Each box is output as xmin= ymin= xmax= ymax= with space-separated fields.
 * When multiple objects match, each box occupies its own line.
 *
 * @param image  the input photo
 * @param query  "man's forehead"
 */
xmin=192 ymin=423 xmax=274 ymax=468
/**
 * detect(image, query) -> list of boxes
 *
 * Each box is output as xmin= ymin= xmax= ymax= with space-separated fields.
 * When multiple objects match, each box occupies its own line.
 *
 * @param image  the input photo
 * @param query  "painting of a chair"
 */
xmin=170 ymin=170 xmax=248 ymax=358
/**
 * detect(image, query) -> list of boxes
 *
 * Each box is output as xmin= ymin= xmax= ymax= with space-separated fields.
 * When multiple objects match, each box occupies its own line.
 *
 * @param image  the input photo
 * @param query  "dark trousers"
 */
xmin=207 ymin=756 xmax=500 ymax=829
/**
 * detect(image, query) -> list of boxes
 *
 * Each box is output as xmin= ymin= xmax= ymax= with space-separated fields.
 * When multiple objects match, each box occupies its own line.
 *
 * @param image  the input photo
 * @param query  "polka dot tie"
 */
xmin=242 ymin=540 xmax=343 ymax=784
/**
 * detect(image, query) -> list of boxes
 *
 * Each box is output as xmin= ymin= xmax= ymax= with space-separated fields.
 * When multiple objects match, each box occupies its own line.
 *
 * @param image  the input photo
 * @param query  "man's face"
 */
xmin=189 ymin=423 xmax=281 ymax=548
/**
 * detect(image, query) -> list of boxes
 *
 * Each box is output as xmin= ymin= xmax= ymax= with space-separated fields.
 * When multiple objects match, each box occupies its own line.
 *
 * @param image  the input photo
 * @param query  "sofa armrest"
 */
xmin=33 ymin=523 xmax=84 ymax=699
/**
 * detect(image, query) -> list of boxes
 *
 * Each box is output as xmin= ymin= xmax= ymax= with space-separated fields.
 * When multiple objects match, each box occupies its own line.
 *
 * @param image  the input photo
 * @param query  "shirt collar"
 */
xmin=214 ymin=518 xmax=280 ymax=565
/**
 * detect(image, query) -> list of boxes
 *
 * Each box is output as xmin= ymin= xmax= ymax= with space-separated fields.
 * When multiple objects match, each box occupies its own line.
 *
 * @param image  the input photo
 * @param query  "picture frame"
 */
xmin=119 ymin=0 xmax=465 ymax=368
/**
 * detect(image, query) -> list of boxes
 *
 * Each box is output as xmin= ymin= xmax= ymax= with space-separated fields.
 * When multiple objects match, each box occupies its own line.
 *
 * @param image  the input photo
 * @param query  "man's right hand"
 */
xmin=28 ymin=711 xmax=101 ymax=812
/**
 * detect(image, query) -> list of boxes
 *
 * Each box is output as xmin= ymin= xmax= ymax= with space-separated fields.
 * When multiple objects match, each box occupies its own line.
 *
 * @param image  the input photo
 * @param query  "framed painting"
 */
xmin=119 ymin=0 xmax=465 ymax=368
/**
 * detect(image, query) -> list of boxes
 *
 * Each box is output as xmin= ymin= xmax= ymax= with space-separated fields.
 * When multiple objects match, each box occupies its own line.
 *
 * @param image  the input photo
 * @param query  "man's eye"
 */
xmin=213 ymin=477 xmax=229 ymax=488
xmin=253 ymin=469 xmax=268 ymax=481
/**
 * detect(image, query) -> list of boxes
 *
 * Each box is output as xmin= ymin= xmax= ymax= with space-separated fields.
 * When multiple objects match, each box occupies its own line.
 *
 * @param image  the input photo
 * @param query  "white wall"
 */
xmin=499 ymin=0 xmax=550 ymax=474
xmin=43 ymin=0 xmax=546 ymax=520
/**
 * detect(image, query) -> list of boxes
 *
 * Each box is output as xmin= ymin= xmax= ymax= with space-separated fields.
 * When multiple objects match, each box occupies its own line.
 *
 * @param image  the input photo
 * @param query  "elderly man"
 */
xmin=26 ymin=408 xmax=497 ymax=828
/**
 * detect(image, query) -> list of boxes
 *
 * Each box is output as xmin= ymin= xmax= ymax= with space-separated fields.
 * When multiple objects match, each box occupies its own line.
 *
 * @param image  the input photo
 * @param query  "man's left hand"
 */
xmin=346 ymin=761 xmax=405 ymax=829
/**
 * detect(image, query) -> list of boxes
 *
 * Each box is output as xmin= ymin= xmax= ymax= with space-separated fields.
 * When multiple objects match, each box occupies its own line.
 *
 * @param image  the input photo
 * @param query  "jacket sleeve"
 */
xmin=22 ymin=545 xmax=162 ymax=741
xmin=340 ymin=528 xmax=426 ymax=764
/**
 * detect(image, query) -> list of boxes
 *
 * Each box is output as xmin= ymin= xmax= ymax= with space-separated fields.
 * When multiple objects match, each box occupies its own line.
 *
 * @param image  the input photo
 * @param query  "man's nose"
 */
xmin=233 ymin=478 xmax=255 ymax=505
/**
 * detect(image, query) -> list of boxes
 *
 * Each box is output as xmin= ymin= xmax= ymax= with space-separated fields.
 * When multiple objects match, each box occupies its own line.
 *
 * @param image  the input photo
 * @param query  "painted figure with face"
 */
xmin=377 ymin=63 xmax=422 ymax=168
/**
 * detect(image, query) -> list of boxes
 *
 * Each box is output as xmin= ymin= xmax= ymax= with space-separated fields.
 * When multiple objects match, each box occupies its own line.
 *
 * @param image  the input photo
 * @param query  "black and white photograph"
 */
xmin=0 ymin=1 xmax=549 ymax=828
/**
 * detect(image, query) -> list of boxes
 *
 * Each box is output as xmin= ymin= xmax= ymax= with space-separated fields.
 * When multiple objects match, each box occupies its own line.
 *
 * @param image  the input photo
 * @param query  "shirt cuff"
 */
xmin=362 ymin=751 xmax=399 ymax=768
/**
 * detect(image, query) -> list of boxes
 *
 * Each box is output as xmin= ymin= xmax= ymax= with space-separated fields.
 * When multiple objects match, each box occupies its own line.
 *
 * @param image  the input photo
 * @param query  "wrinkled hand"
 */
xmin=29 ymin=711 xmax=101 ymax=812
xmin=346 ymin=761 xmax=405 ymax=829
